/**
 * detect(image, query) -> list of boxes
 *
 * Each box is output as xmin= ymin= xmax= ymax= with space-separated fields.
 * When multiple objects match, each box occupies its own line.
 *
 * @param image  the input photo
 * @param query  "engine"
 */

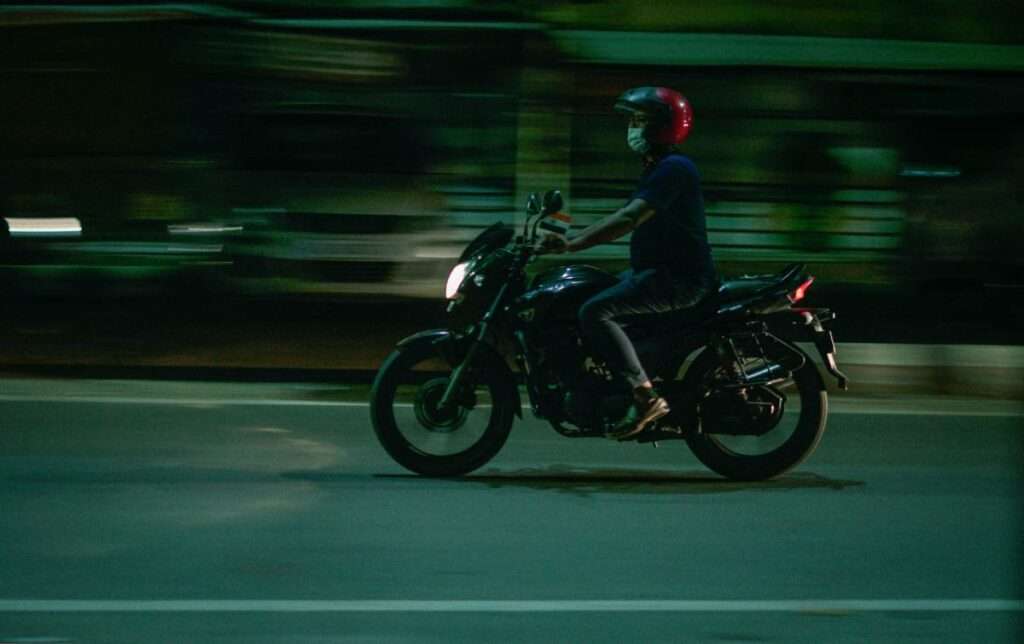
xmin=562 ymin=370 xmax=632 ymax=432
xmin=530 ymin=325 xmax=631 ymax=433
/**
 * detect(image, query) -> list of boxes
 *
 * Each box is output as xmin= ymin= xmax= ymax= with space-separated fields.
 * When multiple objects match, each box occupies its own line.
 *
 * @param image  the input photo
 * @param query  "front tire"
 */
xmin=370 ymin=335 xmax=516 ymax=477
xmin=680 ymin=346 xmax=828 ymax=481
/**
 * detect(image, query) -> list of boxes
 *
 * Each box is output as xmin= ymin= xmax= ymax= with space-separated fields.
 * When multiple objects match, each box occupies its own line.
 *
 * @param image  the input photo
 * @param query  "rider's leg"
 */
xmin=578 ymin=269 xmax=708 ymax=437
xmin=578 ymin=269 xmax=669 ymax=389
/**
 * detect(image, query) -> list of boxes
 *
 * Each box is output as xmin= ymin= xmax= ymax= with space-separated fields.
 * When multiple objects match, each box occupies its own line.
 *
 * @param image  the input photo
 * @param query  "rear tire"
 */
xmin=681 ymin=346 xmax=828 ymax=481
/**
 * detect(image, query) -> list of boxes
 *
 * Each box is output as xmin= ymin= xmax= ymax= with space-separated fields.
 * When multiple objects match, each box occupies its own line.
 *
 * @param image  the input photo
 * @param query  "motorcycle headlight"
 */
xmin=445 ymin=261 xmax=470 ymax=300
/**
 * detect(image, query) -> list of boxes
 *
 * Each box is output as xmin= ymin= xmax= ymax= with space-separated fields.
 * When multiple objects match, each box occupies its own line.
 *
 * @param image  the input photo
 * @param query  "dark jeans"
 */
xmin=578 ymin=268 xmax=712 ymax=389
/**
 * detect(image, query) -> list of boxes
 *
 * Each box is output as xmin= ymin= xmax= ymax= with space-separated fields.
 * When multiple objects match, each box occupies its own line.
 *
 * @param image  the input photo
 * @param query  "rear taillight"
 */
xmin=788 ymin=276 xmax=815 ymax=303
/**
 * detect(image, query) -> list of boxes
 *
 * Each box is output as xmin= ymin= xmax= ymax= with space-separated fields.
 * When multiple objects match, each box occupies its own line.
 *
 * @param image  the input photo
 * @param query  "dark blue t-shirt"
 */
xmin=630 ymin=153 xmax=715 ymax=285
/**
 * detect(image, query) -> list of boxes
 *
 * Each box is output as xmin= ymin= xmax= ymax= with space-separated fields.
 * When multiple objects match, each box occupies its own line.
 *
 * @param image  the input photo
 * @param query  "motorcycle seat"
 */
xmin=622 ymin=264 xmax=804 ymax=331
xmin=716 ymin=263 xmax=804 ymax=303
xmin=622 ymin=290 xmax=718 ymax=332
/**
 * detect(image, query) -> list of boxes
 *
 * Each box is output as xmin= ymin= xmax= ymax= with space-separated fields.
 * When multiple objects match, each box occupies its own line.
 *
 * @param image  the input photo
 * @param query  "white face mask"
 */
xmin=627 ymin=127 xmax=649 ymax=154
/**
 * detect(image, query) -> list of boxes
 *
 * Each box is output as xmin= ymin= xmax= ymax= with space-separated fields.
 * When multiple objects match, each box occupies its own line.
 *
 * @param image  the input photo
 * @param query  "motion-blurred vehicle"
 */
xmin=370 ymin=190 xmax=849 ymax=481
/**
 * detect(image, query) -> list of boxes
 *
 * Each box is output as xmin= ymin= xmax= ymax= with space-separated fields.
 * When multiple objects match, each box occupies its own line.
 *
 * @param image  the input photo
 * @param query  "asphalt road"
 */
xmin=1 ymin=379 xmax=1022 ymax=643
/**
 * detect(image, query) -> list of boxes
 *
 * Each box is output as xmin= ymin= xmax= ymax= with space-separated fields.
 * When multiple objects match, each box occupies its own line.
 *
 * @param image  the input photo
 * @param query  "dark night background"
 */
xmin=1 ymin=1 xmax=1022 ymax=380
xmin=1 ymin=4 xmax=1023 ymax=644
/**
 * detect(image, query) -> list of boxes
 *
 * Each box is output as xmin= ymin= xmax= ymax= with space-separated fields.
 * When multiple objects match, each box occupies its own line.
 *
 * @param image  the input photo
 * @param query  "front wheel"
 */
xmin=370 ymin=335 xmax=516 ymax=477
xmin=679 ymin=345 xmax=828 ymax=481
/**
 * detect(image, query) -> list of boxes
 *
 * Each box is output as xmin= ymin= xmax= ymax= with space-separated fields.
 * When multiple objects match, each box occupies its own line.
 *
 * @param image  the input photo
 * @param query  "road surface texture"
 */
xmin=1 ymin=378 xmax=1022 ymax=643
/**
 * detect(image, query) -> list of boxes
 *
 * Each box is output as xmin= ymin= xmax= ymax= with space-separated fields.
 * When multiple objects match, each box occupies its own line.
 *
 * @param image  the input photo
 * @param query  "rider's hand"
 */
xmin=535 ymin=233 xmax=569 ymax=255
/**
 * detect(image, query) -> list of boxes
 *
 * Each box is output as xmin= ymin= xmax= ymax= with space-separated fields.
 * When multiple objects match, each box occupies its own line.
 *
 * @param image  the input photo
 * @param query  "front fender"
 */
xmin=397 ymin=328 xmax=465 ymax=364
xmin=395 ymin=328 xmax=522 ymax=418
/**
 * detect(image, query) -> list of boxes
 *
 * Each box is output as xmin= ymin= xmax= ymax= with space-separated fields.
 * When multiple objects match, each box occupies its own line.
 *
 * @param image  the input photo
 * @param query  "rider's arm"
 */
xmin=565 ymin=198 xmax=656 ymax=253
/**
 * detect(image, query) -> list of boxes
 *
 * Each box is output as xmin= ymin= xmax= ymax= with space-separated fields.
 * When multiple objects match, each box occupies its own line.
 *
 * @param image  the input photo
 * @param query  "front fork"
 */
xmin=437 ymin=281 xmax=512 ymax=412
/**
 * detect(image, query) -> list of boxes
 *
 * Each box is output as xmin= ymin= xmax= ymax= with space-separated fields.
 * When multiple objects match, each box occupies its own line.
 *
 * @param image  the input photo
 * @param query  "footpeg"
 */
xmin=631 ymin=426 xmax=688 ymax=444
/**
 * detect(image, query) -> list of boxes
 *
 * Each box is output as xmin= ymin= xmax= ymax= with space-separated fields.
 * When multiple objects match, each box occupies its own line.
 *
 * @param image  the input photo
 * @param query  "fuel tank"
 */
xmin=512 ymin=264 xmax=618 ymax=324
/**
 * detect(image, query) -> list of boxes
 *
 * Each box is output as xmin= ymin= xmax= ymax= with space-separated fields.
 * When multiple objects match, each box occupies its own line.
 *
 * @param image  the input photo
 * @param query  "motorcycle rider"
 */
xmin=537 ymin=87 xmax=717 ymax=439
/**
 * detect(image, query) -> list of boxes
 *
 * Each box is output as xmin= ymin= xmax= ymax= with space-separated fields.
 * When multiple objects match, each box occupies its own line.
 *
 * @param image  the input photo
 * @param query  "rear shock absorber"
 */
xmin=712 ymin=334 xmax=745 ymax=382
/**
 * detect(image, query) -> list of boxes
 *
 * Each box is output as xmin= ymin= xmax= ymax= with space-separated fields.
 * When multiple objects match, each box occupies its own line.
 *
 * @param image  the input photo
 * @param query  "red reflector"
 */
xmin=789 ymin=276 xmax=815 ymax=303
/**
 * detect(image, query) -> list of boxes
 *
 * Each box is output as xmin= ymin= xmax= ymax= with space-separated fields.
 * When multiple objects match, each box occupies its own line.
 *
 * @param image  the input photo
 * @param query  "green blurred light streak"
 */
xmin=555 ymin=31 xmax=1024 ymax=71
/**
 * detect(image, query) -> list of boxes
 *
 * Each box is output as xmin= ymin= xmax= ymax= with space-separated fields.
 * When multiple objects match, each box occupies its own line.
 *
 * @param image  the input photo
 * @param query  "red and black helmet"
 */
xmin=614 ymin=86 xmax=693 ymax=146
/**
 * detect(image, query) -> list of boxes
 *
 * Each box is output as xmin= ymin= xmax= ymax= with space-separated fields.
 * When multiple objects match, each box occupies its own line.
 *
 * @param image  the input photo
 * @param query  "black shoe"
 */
xmin=606 ymin=395 xmax=671 ymax=441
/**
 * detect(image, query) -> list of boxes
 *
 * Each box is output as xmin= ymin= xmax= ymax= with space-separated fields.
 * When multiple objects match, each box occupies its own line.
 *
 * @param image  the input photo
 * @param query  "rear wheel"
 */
xmin=370 ymin=335 xmax=516 ymax=477
xmin=679 ymin=345 xmax=827 ymax=481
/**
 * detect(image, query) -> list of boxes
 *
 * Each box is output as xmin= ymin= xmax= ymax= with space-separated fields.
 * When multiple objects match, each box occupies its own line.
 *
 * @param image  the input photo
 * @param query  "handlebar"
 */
xmin=513 ymin=235 xmax=568 ymax=265
xmin=519 ymin=188 xmax=568 ymax=260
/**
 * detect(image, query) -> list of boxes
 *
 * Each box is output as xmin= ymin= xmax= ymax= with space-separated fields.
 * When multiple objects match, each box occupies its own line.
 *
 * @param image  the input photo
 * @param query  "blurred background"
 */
xmin=2 ymin=0 xmax=1022 ymax=375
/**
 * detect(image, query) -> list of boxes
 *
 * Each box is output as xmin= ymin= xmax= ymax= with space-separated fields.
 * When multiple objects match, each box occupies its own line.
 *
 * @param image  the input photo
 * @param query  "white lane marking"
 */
xmin=0 ymin=395 xmax=1021 ymax=417
xmin=829 ymin=406 xmax=1024 ymax=418
xmin=0 ymin=599 xmax=1021 ymax=613
xmin=0 ymin=395 xmax=365 ymax=408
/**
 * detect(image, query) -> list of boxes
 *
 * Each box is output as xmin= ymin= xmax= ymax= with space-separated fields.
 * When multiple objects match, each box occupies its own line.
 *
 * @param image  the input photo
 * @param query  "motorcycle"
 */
xmin=370 ymin=190 xmax=848 ymax=481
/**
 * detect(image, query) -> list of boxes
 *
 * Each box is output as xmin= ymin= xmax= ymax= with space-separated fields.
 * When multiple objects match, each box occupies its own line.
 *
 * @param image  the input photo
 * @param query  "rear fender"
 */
xmin=787 ymin=309 xmax=849 ymax=390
